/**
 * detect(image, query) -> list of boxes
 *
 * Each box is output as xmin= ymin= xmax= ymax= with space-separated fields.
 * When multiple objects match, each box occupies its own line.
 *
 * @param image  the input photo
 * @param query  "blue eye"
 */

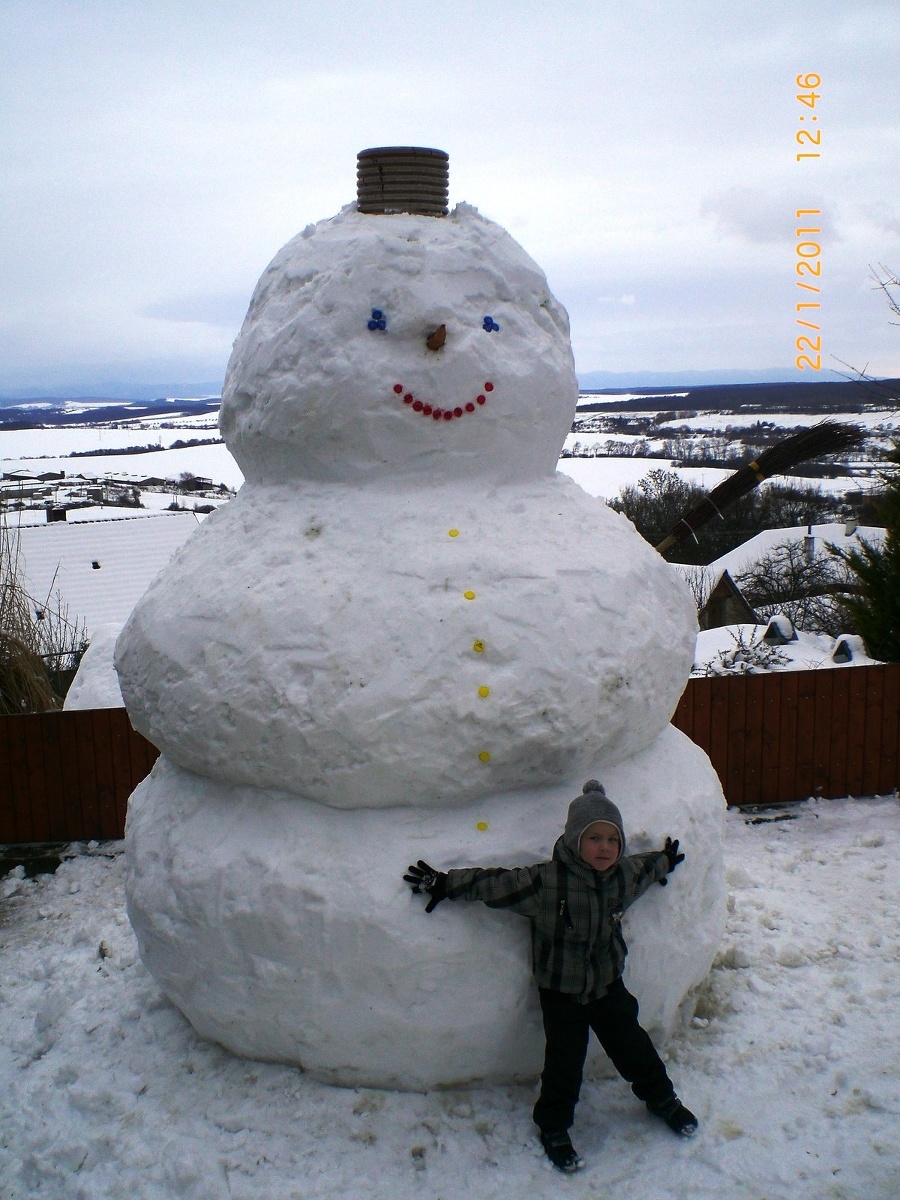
xmin=368 ymin=308 xmax=387 ymax=331
xmin=482 ymin=316 xmax=500 ymax=332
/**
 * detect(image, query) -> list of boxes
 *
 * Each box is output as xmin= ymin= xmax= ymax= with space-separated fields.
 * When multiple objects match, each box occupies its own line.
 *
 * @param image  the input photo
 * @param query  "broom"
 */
xmin=654 ymin=420 xmax=866 ymax=556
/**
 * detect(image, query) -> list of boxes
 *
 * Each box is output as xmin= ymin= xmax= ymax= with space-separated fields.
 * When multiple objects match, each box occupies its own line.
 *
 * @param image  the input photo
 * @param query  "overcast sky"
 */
xmin=1 ymin=0 xmax=898 ymax=396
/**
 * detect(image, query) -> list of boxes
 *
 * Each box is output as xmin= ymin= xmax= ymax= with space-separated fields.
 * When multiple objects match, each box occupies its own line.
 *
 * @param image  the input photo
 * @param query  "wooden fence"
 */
xmin=0 ymin=708 xmax=158 ymax=844
xmin=672 ymin=662 xmax=900 ymax=807
xmin=1 ymin=663 xmax=899 ymax=844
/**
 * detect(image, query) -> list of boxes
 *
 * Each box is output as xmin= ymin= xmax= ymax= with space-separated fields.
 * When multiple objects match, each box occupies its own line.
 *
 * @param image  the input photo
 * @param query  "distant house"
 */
xmin=673 ymin=520 xmax=890 ymax=660
xmin=697 ymin=570 xmax=758 ymax=631
xmin=671 ymin=563 xmax=758 ymax=630
xmin=103 ymin=473 xmax=169 ymax=488
xmin=2 ymin=468 xmax=65 ymax=483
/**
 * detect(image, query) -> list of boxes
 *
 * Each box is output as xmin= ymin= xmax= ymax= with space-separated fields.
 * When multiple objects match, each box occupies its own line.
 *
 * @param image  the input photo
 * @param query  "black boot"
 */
xmin=540 ymin=1131 xmax=585 ymax=1172
xmin=647 ymin=1096 xmax=699 ymax=1137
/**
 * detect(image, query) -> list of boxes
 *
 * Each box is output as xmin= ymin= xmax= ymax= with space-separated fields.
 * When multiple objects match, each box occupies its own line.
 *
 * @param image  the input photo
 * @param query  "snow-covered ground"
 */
xmin=1 ymin=795 xmax=897 ymax=1199
xmin=652 ymin=409 xmax=900 ymax=436
xmin=2 ymin=439 xmax=863 ymax=510
xmin=0 ymin=442 xmax=245 ymax=492
xmin=692 ymin=623 xmax=876 ymax=675
xmin=0 ymin=424 xmax=220 ymax=459
xmin=557 ymin=456 xmax=734 ymax=499
xmin=560 ymin=457 xmax=867 ymax=501
xmin=3 ymin=404 xmax=890 ymax=508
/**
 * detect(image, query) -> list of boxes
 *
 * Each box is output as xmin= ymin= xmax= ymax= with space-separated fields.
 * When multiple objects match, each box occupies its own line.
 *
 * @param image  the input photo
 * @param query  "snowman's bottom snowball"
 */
xmin=126 ymin=726 xmax=725 ymax=1090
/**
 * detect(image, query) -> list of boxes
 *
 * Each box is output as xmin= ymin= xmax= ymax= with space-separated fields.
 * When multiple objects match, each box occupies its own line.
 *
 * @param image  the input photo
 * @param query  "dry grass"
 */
xmin=0 ymin=514 xmax=88 ymax=714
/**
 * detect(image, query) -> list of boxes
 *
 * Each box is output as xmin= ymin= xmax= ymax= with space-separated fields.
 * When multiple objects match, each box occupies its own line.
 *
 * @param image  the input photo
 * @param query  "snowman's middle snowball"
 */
xmin=116 ymin=476 xmax=697 ymax=808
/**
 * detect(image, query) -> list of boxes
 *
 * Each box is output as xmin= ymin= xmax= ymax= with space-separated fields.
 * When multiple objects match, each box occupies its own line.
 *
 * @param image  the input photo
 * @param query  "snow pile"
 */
xmin=1 ymin=797 xmax=897 ymax=1199
xmin=63 ymin=624 xmax=124 ymax=710
xmin=694 ymin=622 xmax=880 ymax=675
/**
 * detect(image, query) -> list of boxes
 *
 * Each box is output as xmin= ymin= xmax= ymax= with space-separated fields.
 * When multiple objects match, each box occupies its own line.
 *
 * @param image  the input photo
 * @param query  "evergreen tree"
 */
xmin=830 ymin=443 xmax=900 ymax=661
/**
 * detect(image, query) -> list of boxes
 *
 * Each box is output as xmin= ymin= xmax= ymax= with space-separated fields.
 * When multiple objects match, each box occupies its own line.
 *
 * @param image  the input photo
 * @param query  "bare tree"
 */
xmin=871 ymin=264 xmax=900 ymax=325
xmin=680 ymin=565 xmax=717 ymax=611
xmin=610 ymin=468 xmax=850 ymax=565
xmin=734 ymin=540 xmax=858 ymax=636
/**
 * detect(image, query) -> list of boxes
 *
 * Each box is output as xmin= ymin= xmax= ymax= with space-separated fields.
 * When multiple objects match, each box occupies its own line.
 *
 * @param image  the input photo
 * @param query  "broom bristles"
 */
xmin=655 ymin=420 xmax=866 ymax=554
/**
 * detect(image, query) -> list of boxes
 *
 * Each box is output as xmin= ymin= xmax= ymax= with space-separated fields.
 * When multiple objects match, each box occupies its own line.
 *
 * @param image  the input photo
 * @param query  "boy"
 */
xmin=403 ymin=779 xmax=697 ymax=1173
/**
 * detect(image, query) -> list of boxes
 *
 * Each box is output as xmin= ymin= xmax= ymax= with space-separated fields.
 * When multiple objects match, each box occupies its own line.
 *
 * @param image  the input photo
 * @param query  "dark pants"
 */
xmin=532 ymin=978 xmax=674 ymax=1133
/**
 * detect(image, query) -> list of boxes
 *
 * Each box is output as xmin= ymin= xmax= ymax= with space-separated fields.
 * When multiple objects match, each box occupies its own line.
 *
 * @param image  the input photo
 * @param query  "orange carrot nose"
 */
xmin=426 ymin=324 xmax=447 ymax=351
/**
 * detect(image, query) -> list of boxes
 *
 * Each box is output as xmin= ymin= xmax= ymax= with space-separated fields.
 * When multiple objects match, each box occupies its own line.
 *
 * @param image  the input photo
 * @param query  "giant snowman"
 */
xmin=117 ymin=147 xmax=725 ymax=1090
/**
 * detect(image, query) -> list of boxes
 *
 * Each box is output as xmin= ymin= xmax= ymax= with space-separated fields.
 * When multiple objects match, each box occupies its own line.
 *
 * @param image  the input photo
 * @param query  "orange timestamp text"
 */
xmin=793 ymin=74 xmax=822 ymax=370
xmin=795 ymin=211 xmax=822 ymax=370
xmin=795 ymin=73 xmax=821 ymax=160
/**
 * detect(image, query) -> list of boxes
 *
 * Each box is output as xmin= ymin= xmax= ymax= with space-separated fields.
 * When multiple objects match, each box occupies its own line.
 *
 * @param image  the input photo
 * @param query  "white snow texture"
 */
xmin=116 ymin=478 xmax=696 ymax=804
xmin=115 ymin=200 xmax=724 ymax=1087
xmin=64 ymin=623 xmax=124 ymax=710
xmin=3 ymin=798 xmax=897 ymax=1199
xmin=126 ymin=727 xmax=724 ymax=1090
xmin=217 ymin=204 xmax=576 ymax=485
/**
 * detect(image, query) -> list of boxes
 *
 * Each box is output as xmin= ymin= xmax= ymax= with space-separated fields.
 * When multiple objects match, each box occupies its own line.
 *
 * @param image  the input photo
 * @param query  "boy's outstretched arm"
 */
xmin=404 ymin=860 xmax=543 ymax=915
xmin=404 ymin=860 xmax=449 ymax=912
xmin=658 ymin=836 xmax=685 ymax=886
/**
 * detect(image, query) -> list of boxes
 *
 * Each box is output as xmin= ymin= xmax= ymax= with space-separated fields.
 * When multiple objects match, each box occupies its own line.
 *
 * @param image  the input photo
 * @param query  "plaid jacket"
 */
xmin=445 ymin=840 xmax=668 ymax=1002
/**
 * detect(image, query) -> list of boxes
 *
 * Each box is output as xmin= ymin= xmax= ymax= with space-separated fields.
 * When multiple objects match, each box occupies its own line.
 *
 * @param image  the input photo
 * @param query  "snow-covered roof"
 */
xmin=11 ymin=511 xmax=202 ymax=634
xmin=7 ymin=505 xmax=187 ymax=526
xmin=708 ymin=523 xmax=885 ymax=579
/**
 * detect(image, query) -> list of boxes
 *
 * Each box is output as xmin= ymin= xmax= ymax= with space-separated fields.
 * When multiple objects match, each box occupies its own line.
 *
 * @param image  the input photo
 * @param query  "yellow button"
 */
xmin=473 ymin=640 xmax=485 ymax=653
xmin=464 ymin=590 xmax=476 ymax=600
xmin=478 ymin=750 xmax=491 ymax=763
xmin=476 ymin=821 xmax=489 ymax=831
xmin=448 ymin=529 xmax=459 ymax=537
xmin=478 ymin=686 xmax=490 ymax=698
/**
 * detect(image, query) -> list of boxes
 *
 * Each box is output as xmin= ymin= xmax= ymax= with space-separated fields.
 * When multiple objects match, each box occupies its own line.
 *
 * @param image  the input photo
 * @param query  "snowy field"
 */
xmin=0 ymin=444 xmax=865 ymax=506
xmin=3 ymin=400 xmax=891 ymax=507
xmin=3 ymin=439 xmax=847 ymax=505
xmin=1 ymin=795 xmax=898 ymax=1200
xmin=0 ymin=423 xmax=220 ymax=459
xmin=555 ymin=457 xmax=862 ymax=501
xmin=1 ymin=442 xmax=246 ymax=494
xmin=651 ymin=409 xmax=900 ymax=436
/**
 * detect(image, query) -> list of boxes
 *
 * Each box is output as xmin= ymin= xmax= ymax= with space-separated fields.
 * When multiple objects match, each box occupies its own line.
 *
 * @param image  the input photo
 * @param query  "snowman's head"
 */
xmin=220 ymin=203 xmax=577 ymax=484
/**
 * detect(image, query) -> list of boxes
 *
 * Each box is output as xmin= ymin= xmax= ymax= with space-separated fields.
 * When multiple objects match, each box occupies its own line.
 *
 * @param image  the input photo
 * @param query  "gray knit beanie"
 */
xmin=562 ymin=780 xmax=626 ymax=859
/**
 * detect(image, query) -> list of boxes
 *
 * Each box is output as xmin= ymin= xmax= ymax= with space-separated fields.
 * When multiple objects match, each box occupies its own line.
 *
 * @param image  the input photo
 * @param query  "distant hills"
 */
xmin=0 ymin=379 xmax=897 ymax=430
xmin=575 ymin=368 xmax=852 ymax=388
xmin=0 ymin=396 xmax=221 ymax=428
xmin=577 ymin=377 xmax=900 ymax=413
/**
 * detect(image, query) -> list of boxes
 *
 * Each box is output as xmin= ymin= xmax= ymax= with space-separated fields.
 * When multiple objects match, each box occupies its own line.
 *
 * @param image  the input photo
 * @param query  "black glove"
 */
xmin=658 ymin=837 xmax=685 ymax=886
xmin=403 ymin=860 xmax=449 ymax=913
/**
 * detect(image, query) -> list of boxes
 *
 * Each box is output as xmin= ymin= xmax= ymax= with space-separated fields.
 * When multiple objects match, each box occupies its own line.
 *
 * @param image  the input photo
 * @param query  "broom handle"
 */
xmin=649 ymin=420 xmax=863 ymax=558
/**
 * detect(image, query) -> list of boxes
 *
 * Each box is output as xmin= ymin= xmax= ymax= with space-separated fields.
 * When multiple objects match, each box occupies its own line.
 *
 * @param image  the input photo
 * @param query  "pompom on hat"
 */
xmin=562 ymin=780 xmax=627 ymax=861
